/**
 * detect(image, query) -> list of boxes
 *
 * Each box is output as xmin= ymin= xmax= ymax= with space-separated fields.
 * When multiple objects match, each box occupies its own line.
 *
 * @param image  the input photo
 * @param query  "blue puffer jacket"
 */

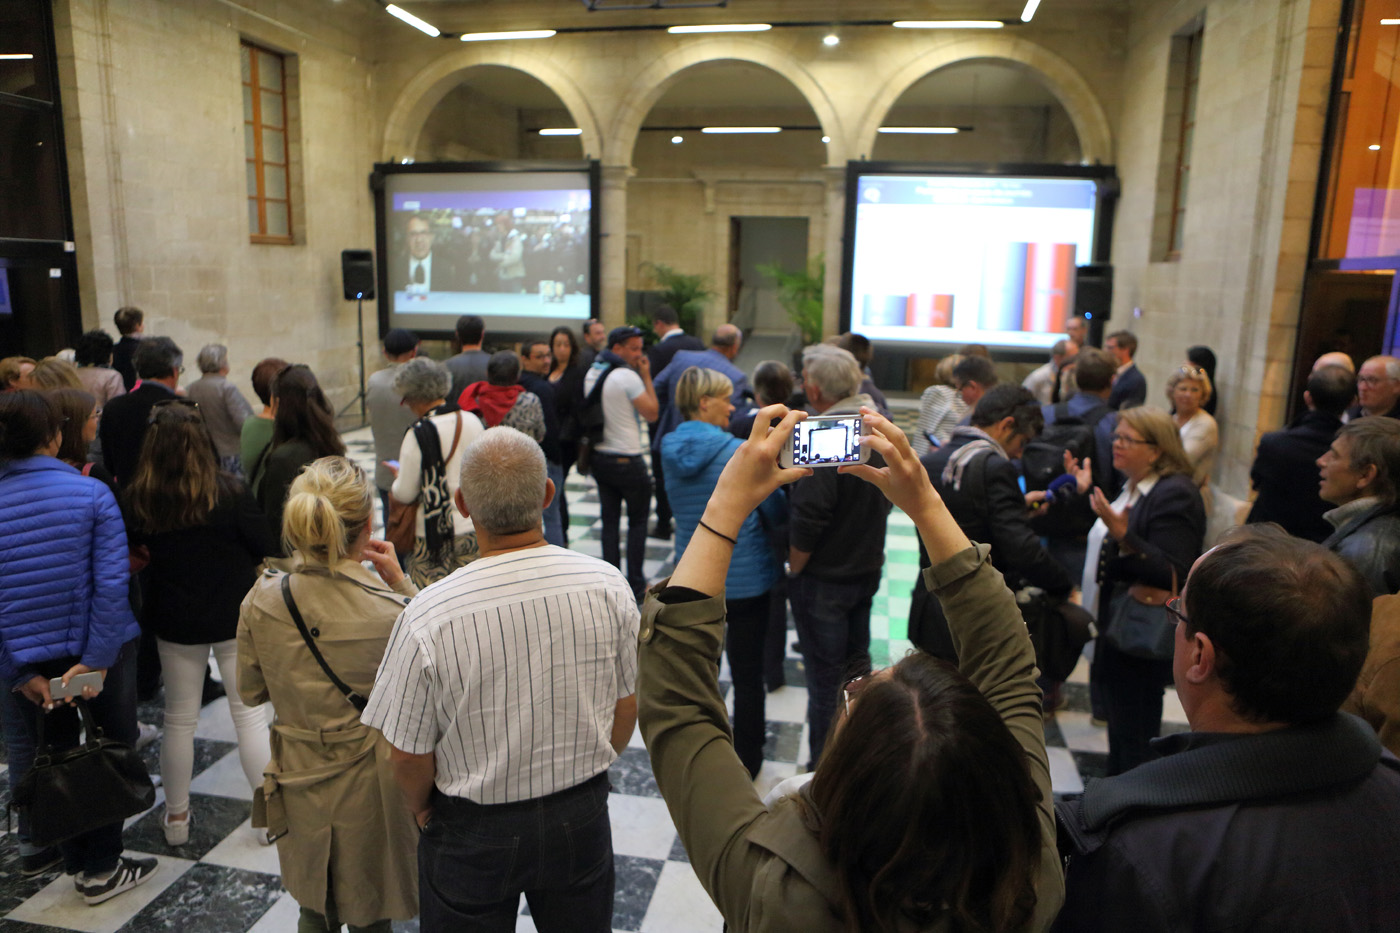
xmin=661 ymin=420 xmax=784 ymax=600
xmin=0 ymin=456 xmax=140 ymax=684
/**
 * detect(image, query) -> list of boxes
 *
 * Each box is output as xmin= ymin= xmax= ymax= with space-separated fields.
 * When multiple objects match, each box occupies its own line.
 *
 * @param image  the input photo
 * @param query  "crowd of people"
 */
xmin=1 ymin=302 xmax=1398 ymax=932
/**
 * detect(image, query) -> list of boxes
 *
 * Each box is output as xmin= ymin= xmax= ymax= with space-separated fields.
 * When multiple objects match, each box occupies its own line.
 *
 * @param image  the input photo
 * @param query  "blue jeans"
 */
xmin=788 ymin=573 xmax=879 ymax=765
xmin=543 ymin=460 xmax=565 ymax=547
xmin=12 ymin=638 xmax=140 ymax=875
xmin=589 ymin=454 xmax=652 ymax=597
xmin=418 ymin=772 xmax=614 ymax=933
xmin=0 ymin=675 xmax=38 ymax=853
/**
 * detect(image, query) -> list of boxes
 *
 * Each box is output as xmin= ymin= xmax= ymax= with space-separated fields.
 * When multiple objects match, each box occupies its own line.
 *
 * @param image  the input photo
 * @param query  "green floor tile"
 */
xmin=888 ymin=549 xmax=921 ymax=565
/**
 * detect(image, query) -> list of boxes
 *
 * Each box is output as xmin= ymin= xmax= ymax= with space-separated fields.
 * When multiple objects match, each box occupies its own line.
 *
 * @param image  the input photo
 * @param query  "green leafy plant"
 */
xmin=758 ymin=254 xmax=825 ymax=345
xmin=639 ymin=262 xmax=714 ymax=336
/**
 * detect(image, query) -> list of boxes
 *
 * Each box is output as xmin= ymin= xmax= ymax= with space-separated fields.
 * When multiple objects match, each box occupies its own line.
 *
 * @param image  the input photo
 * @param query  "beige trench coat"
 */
xmin=236 ymin=555 xmax=419 ymax=926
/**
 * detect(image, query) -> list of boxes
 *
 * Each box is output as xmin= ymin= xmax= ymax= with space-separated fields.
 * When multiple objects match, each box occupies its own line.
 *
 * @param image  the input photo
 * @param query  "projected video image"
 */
xmin=793 ymin=417 xmax=862 ymax=466
xmin=848 ymin=175 xmax=1098 ymax=351
xmin=388 ymin=184 xmax=591 ymax=325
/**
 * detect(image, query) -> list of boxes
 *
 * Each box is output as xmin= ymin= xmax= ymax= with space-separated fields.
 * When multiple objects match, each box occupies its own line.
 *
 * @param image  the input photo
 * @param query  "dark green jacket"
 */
xmin=638 ymin=543 xmax=1063 ymax=932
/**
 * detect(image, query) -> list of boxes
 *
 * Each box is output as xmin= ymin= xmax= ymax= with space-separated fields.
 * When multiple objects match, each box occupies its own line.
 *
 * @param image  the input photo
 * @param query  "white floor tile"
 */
xmin=763 ymin=684 xmax=809 ymax=724
xmin=1162 ymin=687 xmax=1187 ymax=725
xmin=639 ymin=860 xmax=724 ymax=933
xmin=1047 ymin=746 xmax=1085 ymax=796
xmin=1056 ymin=711 xmax=1109 ymax=754
xmin=8 ymin=855 xmax=195 ymax=933
xmin=609 ymin=794 xmax=678 ymax=861
xmin=201 ymin=819 xmax=284 ymax=875
xmin=188 ymin=748 xmax=259 ymax=801
xmin=246 ymin=891 xmax=301 ymax=933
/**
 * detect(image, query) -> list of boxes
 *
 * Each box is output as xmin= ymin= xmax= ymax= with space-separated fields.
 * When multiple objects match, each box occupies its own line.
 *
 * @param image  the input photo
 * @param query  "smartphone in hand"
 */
xmin=779 ymin=414 xmax=872 ymax=469
xmin=49 ymin=672 xmax=103 ymax=701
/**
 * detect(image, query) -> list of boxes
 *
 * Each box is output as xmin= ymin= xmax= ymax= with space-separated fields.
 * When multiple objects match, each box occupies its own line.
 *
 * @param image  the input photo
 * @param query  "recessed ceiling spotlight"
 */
xmin=1370 ymin=144 xmax=1382 ymax=150
xmin=672 ymin=135 xmax=684 ymax=144
xmin=823 ymin=34 xmax=840 ymax=46
xmin=822 ymin=135 xmax=831 ymax=143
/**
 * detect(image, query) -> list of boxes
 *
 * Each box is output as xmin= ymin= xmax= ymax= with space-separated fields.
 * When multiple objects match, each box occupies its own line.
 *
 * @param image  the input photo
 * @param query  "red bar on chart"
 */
xmin=1022 ymin=243 xmax=1076 ymax=333
xmin=905 ymin=293 xmax=953 ymax=328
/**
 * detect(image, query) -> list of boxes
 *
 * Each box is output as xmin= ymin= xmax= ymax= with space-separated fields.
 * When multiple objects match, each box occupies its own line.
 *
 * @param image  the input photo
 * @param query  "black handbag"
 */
xmin=11 ymin=697 xmax=155 ymax=848
xmin=1023 ymin=594 xmax=1094 ymax=682
xmin=1103 ymin=567 xmax=1179 ymax=661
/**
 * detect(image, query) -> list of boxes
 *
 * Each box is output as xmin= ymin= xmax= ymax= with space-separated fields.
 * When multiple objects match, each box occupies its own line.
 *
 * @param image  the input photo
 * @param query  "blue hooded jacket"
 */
xmin=0 ymin=456 xmax=140 ymax=685
xmin=660 ymin=420 xmax=784 ymax=600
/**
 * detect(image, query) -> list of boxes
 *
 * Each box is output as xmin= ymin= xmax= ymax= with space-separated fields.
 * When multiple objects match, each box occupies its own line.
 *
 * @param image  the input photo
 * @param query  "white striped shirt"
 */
xmin=362 ymin=545 xmax=640 ymax=804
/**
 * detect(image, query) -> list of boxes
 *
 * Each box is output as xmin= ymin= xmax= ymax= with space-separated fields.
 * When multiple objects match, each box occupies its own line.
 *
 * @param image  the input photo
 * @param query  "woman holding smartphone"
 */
xmin=640 ymin=406 xmax=1062 ymax=932
xmin=124 ymin=401 xmax=276 ymax=845
xmin=237 ymin=457 xmax=418 ymax=933
xmin=0 ymin=391 xmax=153 ymax=903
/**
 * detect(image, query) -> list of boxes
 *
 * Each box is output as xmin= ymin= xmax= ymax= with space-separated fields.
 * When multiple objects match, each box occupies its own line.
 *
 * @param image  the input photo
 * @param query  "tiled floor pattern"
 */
xmin=0 ymin=415 xmax=1188 ymax=932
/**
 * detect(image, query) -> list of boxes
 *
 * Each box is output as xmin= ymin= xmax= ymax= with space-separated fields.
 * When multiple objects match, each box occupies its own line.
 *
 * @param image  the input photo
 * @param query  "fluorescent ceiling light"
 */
xmin=0 ymin=53 xmax=35 ymax=60
xmin=668 ymin=24 xmax=771 ymax=34
xmin=1370 ymin=144 xmax=1382 ymax=150
xmin=893 ymin=21 xmax=1004 ymax=29
xmin=385 ymin=4 xmax=440 ymax=37
xmin=460 ymin=29 xmax=556 ymax=41
xmin=538 ymin=128 xmax=582 ymax=136
xmin=1383 ymin=19 xmax=1400 ymax=25
xmin=821 ymin=135 xmax=831 ymax=143
xmin=878 ymin=126 xmax=960 ymax=134
xmin=701 ymin=126 xmax=781 ymax=134
xmin=1021 ymin=0 xmax=1042 ymax=22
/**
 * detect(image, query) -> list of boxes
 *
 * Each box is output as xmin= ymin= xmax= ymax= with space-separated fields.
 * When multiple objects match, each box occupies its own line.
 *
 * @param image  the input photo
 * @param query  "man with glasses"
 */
xmin=1058 ymin=526 xmax=1400 ymax=929
xmin=1347 ymin=355 xmax=1400 ymax=422
xmin=578 ymin=318 xmax=606 ymax=370
xmin=98 ymin=336 xmax=184 ymax=485
xmin=399 ymin=213 xmax=463 ymax=293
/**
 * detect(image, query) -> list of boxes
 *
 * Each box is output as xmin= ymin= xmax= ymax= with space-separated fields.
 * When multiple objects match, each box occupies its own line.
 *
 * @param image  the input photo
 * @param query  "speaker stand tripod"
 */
xmin=337 ymin=295 xmax=368 ymax=426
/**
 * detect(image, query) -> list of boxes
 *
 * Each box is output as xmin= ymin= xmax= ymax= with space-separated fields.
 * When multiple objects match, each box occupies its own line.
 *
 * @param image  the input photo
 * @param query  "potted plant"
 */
xmin=758 ymin=254 xmax=825 ymax=346
xmin=637 ymin=262 xmax=714 ymax=337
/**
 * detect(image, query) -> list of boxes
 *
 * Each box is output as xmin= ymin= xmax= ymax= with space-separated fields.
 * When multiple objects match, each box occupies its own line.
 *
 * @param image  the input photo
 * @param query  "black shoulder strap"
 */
xmin=1053 ymin=401 xmax=1073 ymax=422
xmin=279 ymin=574 xmax=368 ymax=712
xmin=584 ymin=363 xmax=620 ymax=405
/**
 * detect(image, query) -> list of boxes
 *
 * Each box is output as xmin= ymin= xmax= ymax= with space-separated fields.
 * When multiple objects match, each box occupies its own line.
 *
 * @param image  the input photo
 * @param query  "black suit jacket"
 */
xmin=399 ymin=252 xmax=464 ymax=292
xmin=1247 ymin=409 xmax=1342 ymax=542
xmin=112 ymin=337 xmax=140 ymax=391
xmin=1108 ymin=363 xmax=1147 ymax=410
xmin=1094 ymin=472 xmax=1205 ymax=627
xmin=647 ymin=333 xmax=705 ymax=375
xmin=99 ymin=381 xmax=177 ymax=484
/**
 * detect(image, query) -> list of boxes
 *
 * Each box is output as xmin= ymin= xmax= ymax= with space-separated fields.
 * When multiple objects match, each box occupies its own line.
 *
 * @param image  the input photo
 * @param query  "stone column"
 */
xmin=821 ymin=166 xmax=847 ymax=340
xmin=599 ymin=164 xmax=632 ymax=328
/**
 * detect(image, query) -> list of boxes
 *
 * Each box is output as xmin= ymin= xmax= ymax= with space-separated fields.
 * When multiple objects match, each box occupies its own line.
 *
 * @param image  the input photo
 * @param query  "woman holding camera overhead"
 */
xmin=660 ymin=366 xmax=787 ymax=779
xmin=0 ymin=390 xmax=153 ymax=903
xmin=124 ymin=400 xmax=275 ymax=847
xmin=237 ymin=456 xmax=418 ymax=933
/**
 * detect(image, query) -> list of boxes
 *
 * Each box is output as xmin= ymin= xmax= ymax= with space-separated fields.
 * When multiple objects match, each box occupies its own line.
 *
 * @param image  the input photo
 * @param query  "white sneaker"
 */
xmin=135 ymin=722 xmax=161 ymax=751
xmin=162 ymin=809 xmax=190 ymax=846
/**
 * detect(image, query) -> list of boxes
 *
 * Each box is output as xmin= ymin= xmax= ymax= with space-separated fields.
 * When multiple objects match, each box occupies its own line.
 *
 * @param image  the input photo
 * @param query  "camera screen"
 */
xmin=792 ymin=417 xmax=863 ymax=465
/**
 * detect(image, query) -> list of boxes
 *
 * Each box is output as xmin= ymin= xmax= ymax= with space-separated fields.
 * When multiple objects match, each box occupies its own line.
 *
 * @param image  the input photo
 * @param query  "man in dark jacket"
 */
xmin=111 ymin=306 xmax=144 ymax=391
xmin=1247 ymin=363 xmax=1353 ymax=541
xmin=787 ymin=344 xmax=891 ymax=767
xmin=519 ymin=338 xmax=566 ymax=547
xmin=1056 ymin=528 xmax=1400 ymax=931
xmin=99 ymin=336 xmax=183 ymax=485
xmin=910 ymin=385 xmax=1072 ymax=661
xmin=1106 ymin=330 xmax=1147 ymax=410
xmin=1318 ymin=416 xmax=1400 ymax=596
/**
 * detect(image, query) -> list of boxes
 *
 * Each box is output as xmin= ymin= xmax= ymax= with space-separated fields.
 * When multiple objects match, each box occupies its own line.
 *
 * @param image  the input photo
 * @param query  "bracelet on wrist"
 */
xmin=697 ymin=519 xmax=738 ymax=547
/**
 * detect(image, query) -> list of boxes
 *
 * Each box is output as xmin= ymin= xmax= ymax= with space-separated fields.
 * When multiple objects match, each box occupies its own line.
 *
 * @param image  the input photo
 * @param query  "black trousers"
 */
xmin=725 ymin=592 xmax=771 ymax=777
xmin=590 ymin=454 xmax=652 ymax=596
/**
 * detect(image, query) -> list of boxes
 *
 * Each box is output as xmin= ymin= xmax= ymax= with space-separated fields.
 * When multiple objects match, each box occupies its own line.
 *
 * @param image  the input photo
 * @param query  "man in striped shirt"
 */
xmin=363 ymin=426 xmax=640 ymax=932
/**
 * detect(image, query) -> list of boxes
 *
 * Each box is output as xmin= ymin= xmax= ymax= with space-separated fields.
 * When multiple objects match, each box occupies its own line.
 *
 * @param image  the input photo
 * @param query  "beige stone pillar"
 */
xmin=821 ymin=167 xmax=847 ymax=340
xmin=599 ymin=164 xmax=632 ymax=328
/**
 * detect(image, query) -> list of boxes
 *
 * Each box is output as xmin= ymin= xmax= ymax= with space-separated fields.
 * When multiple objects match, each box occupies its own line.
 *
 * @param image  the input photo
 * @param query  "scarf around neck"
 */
xmin=458 ymin=382 xmax=522 ymax=428
xmin=940 ymin=425 xmax=1009 ymax=492
xmin=411 ymin=407 xmax=460 ymax=563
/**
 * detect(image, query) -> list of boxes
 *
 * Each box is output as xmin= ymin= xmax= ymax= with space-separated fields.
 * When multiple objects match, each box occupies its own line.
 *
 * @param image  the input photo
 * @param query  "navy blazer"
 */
xmin=1095 ymin=473 xmax=1205 ymax=626
xmin=98 ymin=380 xmax=177 ymax=484
xmin=1108 ymin=363 xmax=1148 ymax=410
xmin=1247 ymin=409 xmax=1342 ymax=542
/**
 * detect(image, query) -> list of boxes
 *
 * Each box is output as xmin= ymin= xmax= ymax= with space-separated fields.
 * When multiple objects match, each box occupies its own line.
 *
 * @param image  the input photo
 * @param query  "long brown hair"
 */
xmin=125 ymin=403 xmax=230 ymax=534
xmin=809 ymin=653 xmax=1042 ymax=933
xmin=47 ymin=388 xmax=97 ymax=466
xmin=271 ymin=364 xmax=345 ymax=458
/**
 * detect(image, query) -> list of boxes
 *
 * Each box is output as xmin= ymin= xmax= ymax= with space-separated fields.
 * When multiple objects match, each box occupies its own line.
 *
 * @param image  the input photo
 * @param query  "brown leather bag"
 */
xmin=385 ymin=412 xmax=462 ymax=558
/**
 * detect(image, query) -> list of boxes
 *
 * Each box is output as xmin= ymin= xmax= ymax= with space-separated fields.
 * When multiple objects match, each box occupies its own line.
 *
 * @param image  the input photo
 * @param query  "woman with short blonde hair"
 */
xmin=674 ymin=366 xmax=734 ymax=420
xmin=238 ymin=456 xmax=419 ymax=933
xmin=1164 ymin=366 xmax=1218 ymax=488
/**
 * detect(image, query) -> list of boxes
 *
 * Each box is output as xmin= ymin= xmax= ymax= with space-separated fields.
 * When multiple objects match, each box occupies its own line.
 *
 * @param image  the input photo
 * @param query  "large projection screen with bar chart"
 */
xmin=372 ymin=161 xmax=599 ymax=340
xmin=840 ymin=164 xmax=1117 ymax=352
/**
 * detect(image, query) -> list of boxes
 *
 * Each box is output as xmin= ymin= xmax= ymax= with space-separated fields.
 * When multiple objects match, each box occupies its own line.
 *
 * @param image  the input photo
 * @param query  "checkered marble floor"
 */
xmin=0 ymin=414 xmax=1186 ymax=932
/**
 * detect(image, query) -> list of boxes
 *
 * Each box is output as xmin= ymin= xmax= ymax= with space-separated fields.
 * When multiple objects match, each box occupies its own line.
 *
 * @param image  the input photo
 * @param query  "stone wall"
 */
xmin=54 ymin=0 xmax=379 ymax=409
xmin=1106 ymin=0 xmax=1341 ymax=495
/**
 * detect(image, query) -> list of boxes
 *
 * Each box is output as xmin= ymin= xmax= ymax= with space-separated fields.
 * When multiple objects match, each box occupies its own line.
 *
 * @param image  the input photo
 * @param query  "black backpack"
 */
xmin=1023 ymin=401 xmax=1111 ymax=538
xmin=575 ymin=363 xmax=620 ymax=476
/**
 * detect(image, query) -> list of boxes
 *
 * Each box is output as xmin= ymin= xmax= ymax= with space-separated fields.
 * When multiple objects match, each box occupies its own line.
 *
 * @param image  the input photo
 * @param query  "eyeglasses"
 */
xmin=843 ymin=671 xmax=875 ymax=717
xmin=1111 ymin=433 xmax=1156 ymax=447
xmin=1165 ymin=596 xmax=1188 ymax=626
xmin=147 ymin=398 xmax=200 ymax=423
xmin=1357 ymin=375 xmax=1393 ymax=387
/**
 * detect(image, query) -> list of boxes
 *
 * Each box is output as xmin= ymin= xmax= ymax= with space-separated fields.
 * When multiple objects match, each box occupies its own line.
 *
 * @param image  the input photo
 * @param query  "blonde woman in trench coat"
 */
xmin=237 ymin=457 xmax=418 ymax=932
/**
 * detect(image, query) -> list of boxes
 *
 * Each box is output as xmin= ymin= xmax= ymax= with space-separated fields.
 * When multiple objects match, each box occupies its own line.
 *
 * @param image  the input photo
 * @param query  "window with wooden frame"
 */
xmin=1151 ymin=20 xmax=1205 ymax=262
xmin=241 ymin=40 xmax=292 ymax=244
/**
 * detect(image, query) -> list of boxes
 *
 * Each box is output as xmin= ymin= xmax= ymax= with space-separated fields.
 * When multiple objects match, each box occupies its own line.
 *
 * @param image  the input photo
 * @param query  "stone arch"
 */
xmin=607 ymin=38 xmax=845 ymax=167
xmin=855 ymin=36 xmax=1113 ymax=164
xmin=382 ymin=49 xmax=604 ymax=162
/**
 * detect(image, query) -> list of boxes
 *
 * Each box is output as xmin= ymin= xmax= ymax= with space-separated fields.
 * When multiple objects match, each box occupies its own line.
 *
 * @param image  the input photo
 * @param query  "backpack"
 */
xmin=575 ymin=363 xmax=620 ymax=477
xmin=1023 ymin=401 xmax=1111 ymax=538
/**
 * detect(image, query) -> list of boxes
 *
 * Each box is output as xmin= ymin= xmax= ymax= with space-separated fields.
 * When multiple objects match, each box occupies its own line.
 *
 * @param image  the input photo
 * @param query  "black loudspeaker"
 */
xmin=341 ymin=249 xmax=375 ymax=300
xmin=1075 ymin=264 xmax=1112 ymax=348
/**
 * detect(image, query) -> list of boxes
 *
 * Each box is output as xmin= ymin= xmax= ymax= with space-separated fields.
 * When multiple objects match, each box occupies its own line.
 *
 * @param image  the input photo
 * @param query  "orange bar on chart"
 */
xmin=905 ymin=293 xmax=953 ymax=328
xmin=1022 ymin=243 xmax=1076 ymax=333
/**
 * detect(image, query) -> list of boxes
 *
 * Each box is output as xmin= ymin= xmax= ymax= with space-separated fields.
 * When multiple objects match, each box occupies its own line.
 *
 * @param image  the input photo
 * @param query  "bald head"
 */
xmin=712 ymin=324 xmax=742 ymax=360
xmin=1313 ymin=351 xmax=1355 ymax=374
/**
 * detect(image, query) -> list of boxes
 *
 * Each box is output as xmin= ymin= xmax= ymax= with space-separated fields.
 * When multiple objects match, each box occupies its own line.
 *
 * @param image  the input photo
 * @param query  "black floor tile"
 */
xmin=123 ymin=794 xmax=251 ymax=860
xmin=137 ymin=737 xmax=237 ymax=781
xmin=120 ymin=862 xmax=281 ymax=933
xmin=668 ymin=835 xmax=689 ymax=864
xmin=608 ymin=748 xmax=660 ymax=798
xmin=1071 ymin=750 xmax=1109 ymax=782
xmin=610 ymin=854 xmax=665 ymax=932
